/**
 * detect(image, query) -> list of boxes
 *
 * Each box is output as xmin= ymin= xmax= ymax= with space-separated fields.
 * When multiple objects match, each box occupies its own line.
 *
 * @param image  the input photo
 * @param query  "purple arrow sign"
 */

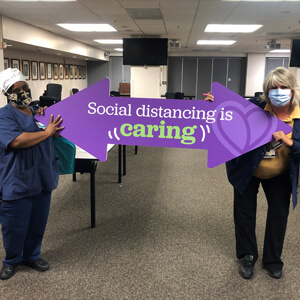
xmin=35 ymin=78 xmax=292 ymax=168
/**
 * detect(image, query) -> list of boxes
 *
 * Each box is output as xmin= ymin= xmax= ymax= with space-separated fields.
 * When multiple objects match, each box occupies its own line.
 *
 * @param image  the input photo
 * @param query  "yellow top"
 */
xmin=254 ymin=103 xmax=300 ymax=179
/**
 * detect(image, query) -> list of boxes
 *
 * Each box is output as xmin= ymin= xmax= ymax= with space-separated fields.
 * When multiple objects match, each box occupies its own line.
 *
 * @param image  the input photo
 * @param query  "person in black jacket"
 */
xmin=226 ymin=67 xmax=300 ymax=280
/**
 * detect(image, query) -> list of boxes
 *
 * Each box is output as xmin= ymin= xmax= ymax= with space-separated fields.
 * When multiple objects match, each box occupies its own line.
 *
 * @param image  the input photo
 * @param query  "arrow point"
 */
xmin=97 ymin=145 xmax=109 ymax=162
xmin=74 ymin=141 xmax=109 ymax=162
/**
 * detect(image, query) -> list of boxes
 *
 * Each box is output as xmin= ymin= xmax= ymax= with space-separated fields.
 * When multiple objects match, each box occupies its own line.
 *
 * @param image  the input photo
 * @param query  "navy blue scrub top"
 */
xmin=0 ymin=103 xmax=59 ymax=200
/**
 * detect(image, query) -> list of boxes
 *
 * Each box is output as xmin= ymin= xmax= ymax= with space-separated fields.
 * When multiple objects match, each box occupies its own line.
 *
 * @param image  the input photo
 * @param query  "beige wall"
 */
xmin=2 ymin=16 xmax=107 ymax=61
xmin=4 ymin=48 xmax=87 ymax=103
xmin=0 ymin=15 xmax=108 ymax=107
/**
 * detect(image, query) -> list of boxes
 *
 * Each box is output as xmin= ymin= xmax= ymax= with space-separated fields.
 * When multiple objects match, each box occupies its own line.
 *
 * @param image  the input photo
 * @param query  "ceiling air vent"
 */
xmin=169 ymin=40 xmax=180 ymax=48
xmin=266 ymin=40 xmax=281 ymax=50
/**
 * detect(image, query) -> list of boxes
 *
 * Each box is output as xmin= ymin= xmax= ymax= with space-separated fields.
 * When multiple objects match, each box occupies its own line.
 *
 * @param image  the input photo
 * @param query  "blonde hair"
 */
xmin=261 ymin=67 xmax=300 ymax=109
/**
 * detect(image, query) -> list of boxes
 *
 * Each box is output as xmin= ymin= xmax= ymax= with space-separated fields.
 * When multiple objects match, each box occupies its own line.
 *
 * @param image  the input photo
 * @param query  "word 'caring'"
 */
xmin=120 ymin=121 xmax=200 ymax=145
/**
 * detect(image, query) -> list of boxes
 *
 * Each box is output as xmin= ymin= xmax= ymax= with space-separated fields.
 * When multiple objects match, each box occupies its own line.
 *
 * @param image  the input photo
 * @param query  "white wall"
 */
xmin=245 ymin=53 xmax=266 ymax=97
xmin=131 ymin=66 xmax=162 ymax=98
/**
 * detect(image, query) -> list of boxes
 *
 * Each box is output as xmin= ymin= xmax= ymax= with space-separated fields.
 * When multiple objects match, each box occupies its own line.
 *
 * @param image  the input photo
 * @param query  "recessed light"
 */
xmin=269 ymin=49 xmax=291 ymax=53
xmin=197 ymin=40 xmax=236 ymax=45
xmin=94 ymin=39 xmax=123 ymax=44
xmin=57 ymin=24 xmax=117 ymax=32
xmin=205 ymin=24 xmax=262 ymax=33
xmin=114 ymin=48 xmax=123 ymax=51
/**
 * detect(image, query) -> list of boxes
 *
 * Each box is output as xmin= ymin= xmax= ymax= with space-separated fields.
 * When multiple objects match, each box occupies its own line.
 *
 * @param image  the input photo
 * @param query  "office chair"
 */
xmin=254 ymin=92 xmax=263 ymax=98
xmin=110 ymin=91 xmax=120 ymax=97
xmin=175 ymin=92 xmax=184 ymax=99
xmin=39 ymin=83 xmax=62 ymax=107
xmin=165 ymin=92 xmax=175 ymax=99
xmin=72 ymin=88 xmax=79 ymax=94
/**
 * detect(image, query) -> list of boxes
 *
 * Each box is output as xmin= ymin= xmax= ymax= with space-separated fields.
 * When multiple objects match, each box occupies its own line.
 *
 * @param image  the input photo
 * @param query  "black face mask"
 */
xmin=8 ymin=90 xmax=32 ymax=107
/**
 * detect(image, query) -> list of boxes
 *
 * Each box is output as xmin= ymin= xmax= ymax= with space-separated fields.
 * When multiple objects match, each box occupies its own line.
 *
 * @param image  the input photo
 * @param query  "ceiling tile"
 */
xmin=119 ymin=0 xmax=159 ymax=9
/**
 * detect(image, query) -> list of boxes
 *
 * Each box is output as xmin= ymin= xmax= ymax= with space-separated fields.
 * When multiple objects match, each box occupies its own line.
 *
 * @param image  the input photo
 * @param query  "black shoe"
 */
xmin=23 ymin=258 xmax=49 ymax=272
xmin=264 ymin=267 xmax=282 ymax=279
xmin=0 ymin=265 xmax=18 ymax=280
xmin=239 ymin=255 xmax=255 ymax=279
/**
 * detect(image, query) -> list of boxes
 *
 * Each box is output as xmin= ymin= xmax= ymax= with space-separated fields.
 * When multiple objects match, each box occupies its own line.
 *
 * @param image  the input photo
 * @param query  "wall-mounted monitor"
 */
xmin=123 ymin=38 xmax=168 ymax=66
xmin=290 ymin=39 xmax=300 ymax=67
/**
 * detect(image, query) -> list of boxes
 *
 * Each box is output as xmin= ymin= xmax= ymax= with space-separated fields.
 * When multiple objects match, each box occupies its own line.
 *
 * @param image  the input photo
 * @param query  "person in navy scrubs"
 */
xmin=0 ymin=68 xmax=64 ymax=280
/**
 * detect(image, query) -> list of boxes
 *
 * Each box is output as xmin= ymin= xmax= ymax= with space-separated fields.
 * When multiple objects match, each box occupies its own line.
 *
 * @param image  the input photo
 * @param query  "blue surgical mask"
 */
xmin=268 ymin=89 xmax=291 ymax=107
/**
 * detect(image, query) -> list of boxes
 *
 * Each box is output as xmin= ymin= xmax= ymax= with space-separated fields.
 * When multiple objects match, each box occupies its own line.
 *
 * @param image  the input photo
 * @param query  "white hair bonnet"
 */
xmin=0 ymin=68 xmax=26 ymax=94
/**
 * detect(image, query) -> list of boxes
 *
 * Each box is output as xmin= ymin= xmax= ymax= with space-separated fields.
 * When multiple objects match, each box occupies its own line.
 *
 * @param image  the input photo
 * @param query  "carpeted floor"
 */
xmin=1 ymin=146 xmax=300 ymax=299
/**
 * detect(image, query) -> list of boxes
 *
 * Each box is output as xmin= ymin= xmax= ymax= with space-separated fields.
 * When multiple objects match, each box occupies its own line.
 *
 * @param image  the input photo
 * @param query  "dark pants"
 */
xmin=0 ymin=191 xmax=51 ymax=267
xmin=234 ymin=171 xmax=291 ymax=271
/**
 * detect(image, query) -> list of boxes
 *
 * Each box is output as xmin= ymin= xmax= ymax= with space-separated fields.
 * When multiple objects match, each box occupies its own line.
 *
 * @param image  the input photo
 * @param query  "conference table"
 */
xmin=73 ymin=144 xmax=114 ymax=228
xmin=73 ymin=144 xmax=135 ymax=228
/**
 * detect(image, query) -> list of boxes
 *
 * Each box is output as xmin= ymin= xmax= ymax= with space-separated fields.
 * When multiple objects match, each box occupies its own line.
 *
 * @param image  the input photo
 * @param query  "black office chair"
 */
xmin=254 ymin=92 xmax=263 ymax=98
xmin=39 ymin=83 xmax=62 ymax=107
xmin=175 ymin=92 xmax=184 ymax=99
xmin=110 ymin=91 xmax=120 ymax=97
xmin=165 ymin=92 xmax=175 ymax=99
xmin=72 ymin=88 xmax=79 ymax=94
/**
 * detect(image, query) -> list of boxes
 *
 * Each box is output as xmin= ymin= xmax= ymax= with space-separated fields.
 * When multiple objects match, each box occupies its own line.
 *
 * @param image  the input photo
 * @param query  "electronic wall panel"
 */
xmin=182 ymin=58 xmax=197 ymax=97
xmin=265 ymin=57 xmax=289 ymax=78
xmin=197 ymin=58 xmax=212 ymax=99
xmin=87 ymin=60 xmax=109 ymax=87
xmin=212 ymin=58 xmax=227 ymax=87
xmin=111 ymin=56 xmax=123 ymax=92
xmin=167 ymin=57 xmax=182 ymax=94
xmin=124 ymin=64 xmax=131 ymax=83
xmin=227 ymin=58 xmax=246 ymax=96
xmin=283 ymin=58 xmax=289 ymax=69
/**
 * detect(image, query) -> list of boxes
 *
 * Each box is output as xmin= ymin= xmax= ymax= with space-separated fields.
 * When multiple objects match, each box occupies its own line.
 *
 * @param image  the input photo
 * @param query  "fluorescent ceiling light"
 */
xmin=205 ymin=24 xmax=262 ymax=33
xmin=57 ymin=24 xmax=117 ymax=32
xmin=222 ymin=0 xmax=282 ymax=2
xmin=94 ymin=39 xmax=123 ymax=44
xmin=197 ymin=40 xmax=236 ymax=45
xmin=114 ymin=48 xmax=123 ymax=51
xmin=0 ymin=0 xmax=76 ymax=2
xmin=222 ymin=0 xmax=300 ymax=1
xmin=269 ymin=49 xmax=291 ymax=53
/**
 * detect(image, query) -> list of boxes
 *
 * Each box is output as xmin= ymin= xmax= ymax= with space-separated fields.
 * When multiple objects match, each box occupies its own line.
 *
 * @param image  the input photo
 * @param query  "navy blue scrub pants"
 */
xmin=234 ymin=170 xmax=291 ymax=271
xmin=0 ymin=191 xmax=51 ymax=267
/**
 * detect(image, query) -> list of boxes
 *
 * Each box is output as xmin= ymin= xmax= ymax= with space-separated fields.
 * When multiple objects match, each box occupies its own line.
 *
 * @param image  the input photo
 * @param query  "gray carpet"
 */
xmin=1 ymin=146 xmax=300 ymax=299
